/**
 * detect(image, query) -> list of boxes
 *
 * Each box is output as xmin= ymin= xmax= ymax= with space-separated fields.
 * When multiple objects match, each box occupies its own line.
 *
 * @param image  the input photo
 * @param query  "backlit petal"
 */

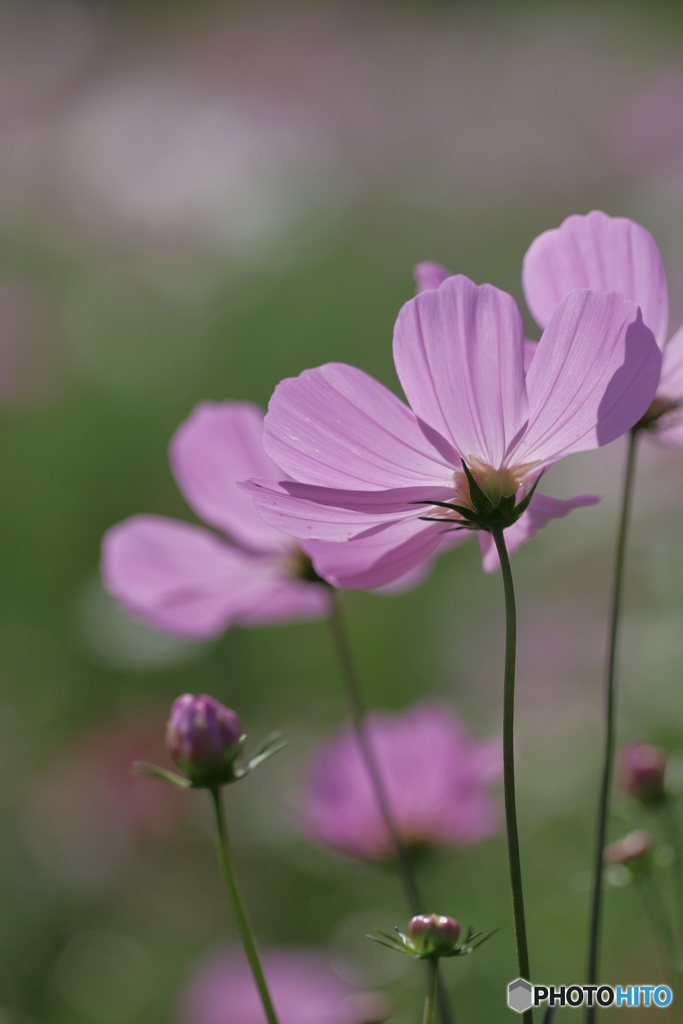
xmin=522 ymin=210 xmax=669 ymax=347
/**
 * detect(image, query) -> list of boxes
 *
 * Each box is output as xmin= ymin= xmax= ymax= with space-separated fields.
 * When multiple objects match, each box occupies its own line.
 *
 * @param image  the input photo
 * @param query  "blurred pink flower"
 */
xmin=25 ymin=709 xmax=186 ymax=889
xmin=246 ymin=275 xmax=658 ymax=588
xmin=181 ymin=947 xmax=390 ymax=1024
xmin=522 ymin=210 xmax=683 ymax=445
xmin=102 ymin=401 xmax=329 ymax=639
xmin=296 ymin=702 xmax=502 ymax=861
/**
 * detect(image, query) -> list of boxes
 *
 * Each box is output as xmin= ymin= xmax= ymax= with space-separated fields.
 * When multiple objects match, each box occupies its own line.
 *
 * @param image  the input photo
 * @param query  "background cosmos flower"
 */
xmin=101 ymin=401 xmax=330 ymax=639
xmin=180 ymin=947 xmax=391 ymax=1024
xmin=246 ymin=275 xmax=659 ymax=588
xmin=295 ymin=701 xmax=502 ymax=860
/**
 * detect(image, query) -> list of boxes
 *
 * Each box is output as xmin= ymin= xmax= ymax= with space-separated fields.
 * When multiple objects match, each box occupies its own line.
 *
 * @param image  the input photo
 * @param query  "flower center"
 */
xmin=448 ymin=456 xmax=539 ymax=515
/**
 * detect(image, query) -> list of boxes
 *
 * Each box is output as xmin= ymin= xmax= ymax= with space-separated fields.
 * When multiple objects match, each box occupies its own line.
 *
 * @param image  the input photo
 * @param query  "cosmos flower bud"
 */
xmin=166 ymin=694 xmax=243 ymax=789
xmin=603 ymin=829 xmax=654 ymax=867
xmin=621 ymin=742 xmax=667 ymax=804
xmin=407 ymin=914 xmax=461 ymax=956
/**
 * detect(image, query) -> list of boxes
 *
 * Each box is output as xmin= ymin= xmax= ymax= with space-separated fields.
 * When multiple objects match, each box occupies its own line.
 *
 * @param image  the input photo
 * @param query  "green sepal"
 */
xmin=244 ymin=733 xmax=288 ymax=774
xmin=507 ymin=470 xmax=544 ymax=521
xmin=460 ymin=460 xmax=495 ymax=515
xmin=132 ymin=762 xmax=192 ymax=788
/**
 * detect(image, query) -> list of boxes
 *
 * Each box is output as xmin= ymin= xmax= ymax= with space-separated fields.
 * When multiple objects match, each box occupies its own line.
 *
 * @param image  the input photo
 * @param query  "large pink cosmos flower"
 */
xmin=246 ymin=274 xmax=660 ymax=589
xmin=101 ymin=401 xmax=329 ymax=639
xmin=522 ymin=210 xmax=683 ymax=445
xmin=296 ymin=702 xmax=501 ymax=861
xmin=181 ymin=947 xmax=390 ymax=1024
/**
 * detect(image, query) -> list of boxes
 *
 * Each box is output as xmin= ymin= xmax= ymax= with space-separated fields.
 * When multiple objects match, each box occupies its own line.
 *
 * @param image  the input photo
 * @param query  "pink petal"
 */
xmin=648 ymin=324 xmax=683 ymax=445
xmin=515 ymin=289 xmax=661 ymax=465
xmin=478 ymin=492 xmax=599 ymax=572
xmin=263 ymin=362 xmax=454 ymax=488
xmin=522 ymin=210 xmax=669 ymax=348
xmin=169 ymin=401 xmax=286 ymax=552
xmin=413 ymin=261 xmax=452 ymax=292
xmin=237 ymin=577 xmax=330 ymax=625
xmin=305 ymin=518 xmax=461 ymax=590
xmin=393 ymin=275 xmax=528 ymax=467
xmin=101 ymin=515 xmax=324 ymax=638
xmin=243 ymin=477 xmax=455 ymax=541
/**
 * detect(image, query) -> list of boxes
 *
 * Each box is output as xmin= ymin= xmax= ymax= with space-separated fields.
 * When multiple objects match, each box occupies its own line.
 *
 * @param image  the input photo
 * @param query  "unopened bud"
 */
xmin=166 ymin=694 xmax=242 ymax=788
xmin=408 ymin=914 xmax=460 ymax=956
xmin=603 ymin=829 xmax=653 ymax=867
xmin=621 ymin=742 xmax=666 ymax=804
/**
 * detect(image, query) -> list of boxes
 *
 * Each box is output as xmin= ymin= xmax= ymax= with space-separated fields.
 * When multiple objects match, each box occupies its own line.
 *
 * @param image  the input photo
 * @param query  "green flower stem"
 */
xmin=490 ymin=522 xmax=532 ymax=1023
xmin=327 ymin=588 xmax=454 ymax=1024
xmin=586 ymin=429 xmax=639 ymax=1022
xmin=423 ymin=957 xmax=439 ymax=1024
xmin=209 ymin=787 xmax=280 ymax=1024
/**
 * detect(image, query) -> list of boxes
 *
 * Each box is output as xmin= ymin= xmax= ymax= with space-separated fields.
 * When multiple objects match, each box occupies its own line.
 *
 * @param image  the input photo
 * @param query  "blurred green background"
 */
xmin=4 ymin=1 xmax=683 ymax=1021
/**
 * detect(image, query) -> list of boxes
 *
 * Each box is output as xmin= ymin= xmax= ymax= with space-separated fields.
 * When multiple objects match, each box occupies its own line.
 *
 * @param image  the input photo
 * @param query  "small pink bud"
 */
xmin=408 ymin=914 xmax=460 ymax=956
xmin=621 ymin=742 xmax=666 ymax=803
xmin=603 ymin=829 xmax=653 ymax=867
xmin=166 ymin=694 xmax=242 ymax=788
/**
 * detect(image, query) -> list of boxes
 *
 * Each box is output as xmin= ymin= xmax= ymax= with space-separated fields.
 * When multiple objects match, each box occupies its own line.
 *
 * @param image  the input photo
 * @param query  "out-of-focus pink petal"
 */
xmin=393 ymin=275 xmax=528 ymax=467
xmin=515 ymin=290 xmax=660 ymax=464
xmin=243 ymin=477 xmax=454 ymax=540
xmin=101 ymin=515 xmax=322 ymax=638
xmin=658 ymin=322 xmax=683 ymax=400
xmin=297 ymin=702 xmax=501 ymax=860
xmin=263 ymin=362 xmax=454 ymax=488
xmin=182 ymin=947 xmax=387 ymax=1024
xmin=522 ymin=210 xmax=669 ymax=348
xmin=413 ymin=261 xmax=452 ymax=292
xmin=169 ymin=401 xmax=286 ymax=553
xmin=478 ymin=493 xmax=599 ymax=572
xmin=306 ymin=518 xmax=458 ymax=590
xmin=237 ymin=577 xmax=330 ymax=625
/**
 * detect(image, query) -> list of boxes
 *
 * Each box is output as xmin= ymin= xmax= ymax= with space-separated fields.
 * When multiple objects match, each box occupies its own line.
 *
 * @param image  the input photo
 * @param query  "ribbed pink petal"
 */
xmin=169 ymin=401 xmax=286 ymax=553
xmin=243 ymin=477 xmax=454 ymax=541
xmin=515 ymin=289 xmax=660 ymax=465
xmin=393 ymin=275 xmax=528 ymax=467
xmin=263 ymin=363 xmax=454 ymax=488
xmin=306 ymin=518 xmax=460 ymax=590
xmin=413 ymin=261 xmax=452 ymax=292
xmin=522 ymin=210 xmax=669 ymax=348
xmin=101 ymin=515 xmax=323 ymax=638
xmin=478 ymin=493 xmax=599 ymax=572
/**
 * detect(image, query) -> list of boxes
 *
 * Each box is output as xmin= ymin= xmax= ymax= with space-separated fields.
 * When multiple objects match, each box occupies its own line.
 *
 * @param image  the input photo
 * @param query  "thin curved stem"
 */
xmin=327 ymin=588 xmax=454 ymax=1024
xmin=490 ymin=522 xmax=532 ymax=1022
xmin=585 ymin=430 xmax=639 ymax=1023
xmin=210 ymin=788 xmax=280 ymax=1024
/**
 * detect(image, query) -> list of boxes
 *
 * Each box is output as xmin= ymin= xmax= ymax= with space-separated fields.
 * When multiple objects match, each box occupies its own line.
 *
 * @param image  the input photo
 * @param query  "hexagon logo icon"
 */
xmin=508 ymin=978 xmax=533 ymax=1013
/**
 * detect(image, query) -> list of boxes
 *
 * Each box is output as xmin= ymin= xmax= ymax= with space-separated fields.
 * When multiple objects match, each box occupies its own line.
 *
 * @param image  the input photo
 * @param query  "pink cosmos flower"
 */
xmin=101 ymin=401 xmax=329 ymax=639
xmin=296 ymin=702 xmax=501 ymax=861
xmin=181 ymin=947 xmax=390 ymax=1024
xmin=522 ymin=210 xmax=683 ymax=445
xmin=245 ymin=274 xmax=660 ymax=588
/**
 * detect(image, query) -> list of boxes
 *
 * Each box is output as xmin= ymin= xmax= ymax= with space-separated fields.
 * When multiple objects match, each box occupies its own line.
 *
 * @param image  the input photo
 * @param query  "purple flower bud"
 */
xmin=621 ymin=742 xmax=667 ymax=803
xmin=166 ymin=694 xmax=243 ymax=788
xmin=408 ymin=914 xmax=460 ymax=956
xmin=603 ymin=829 xmax=654 ymax=867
